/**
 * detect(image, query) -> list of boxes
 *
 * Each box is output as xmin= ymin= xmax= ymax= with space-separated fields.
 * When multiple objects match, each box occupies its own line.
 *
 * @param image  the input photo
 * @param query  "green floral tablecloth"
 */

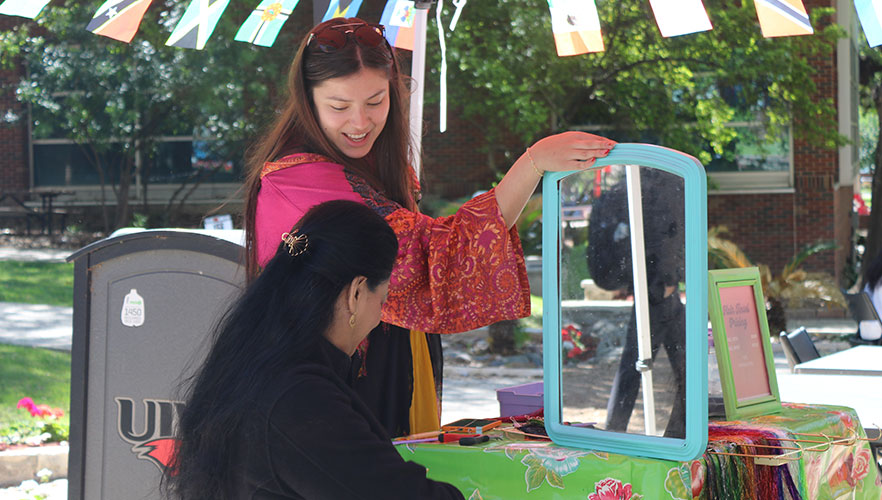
xmin=398 ymin=403 xmax=881 ymax=500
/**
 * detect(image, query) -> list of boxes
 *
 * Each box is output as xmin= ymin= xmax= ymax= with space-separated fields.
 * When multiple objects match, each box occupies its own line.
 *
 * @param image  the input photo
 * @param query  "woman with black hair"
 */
xmin=860 ymin=249 xmax=882 ymax=341
xmin=165 ymin=200 xmax=464 ymax=500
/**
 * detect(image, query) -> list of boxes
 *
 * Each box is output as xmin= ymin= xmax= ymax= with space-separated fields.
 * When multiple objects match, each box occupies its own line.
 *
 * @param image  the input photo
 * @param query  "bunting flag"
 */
xmin=234 ymin=0 xmax=299 ymax=47
xmin=547 ymin=0 xmax=604 ymax=56
xmin=380 ymin=0 xmax=416 ymax=50
xmin=753 ymin=0 xmax=813 ymax=37
xmin=319 ymin=0 xmax=363 ymax=22
xmin=166 ymin=0 xmax=231 ymax=50
xmin=312 ymin=0 xmax=328 ymax=24
xmin=0 ymin=0 xmax=51 ymax=19
xmin=648 ymin=0 xmax=712 ymax=37
xmin=86 ymin=0 xmax=153 ymax=43
xmin=855 ymin=0 xmax=882 ymax=47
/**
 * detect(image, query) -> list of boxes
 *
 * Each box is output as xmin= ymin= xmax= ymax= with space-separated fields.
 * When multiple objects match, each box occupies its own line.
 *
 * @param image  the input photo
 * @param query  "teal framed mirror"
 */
xmin=542 ymin=143 xmax=708 ymax=461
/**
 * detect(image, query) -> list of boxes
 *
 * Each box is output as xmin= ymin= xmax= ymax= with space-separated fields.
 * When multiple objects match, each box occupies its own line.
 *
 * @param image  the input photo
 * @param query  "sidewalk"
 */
xmin=0 ymin=303 xmax=72 ymax=352
xmin=0 ymin=247 xmax=70 ymax=262
xmin=0 ymin=247 xmax=72 ymax=352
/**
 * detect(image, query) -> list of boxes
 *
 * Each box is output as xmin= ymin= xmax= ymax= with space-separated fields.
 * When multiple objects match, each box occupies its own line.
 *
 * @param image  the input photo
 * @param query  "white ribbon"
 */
xmin=436 ymin=0 xmax=447 ymax=133
xmin=449 ymin=0 xmax=466 ymax=31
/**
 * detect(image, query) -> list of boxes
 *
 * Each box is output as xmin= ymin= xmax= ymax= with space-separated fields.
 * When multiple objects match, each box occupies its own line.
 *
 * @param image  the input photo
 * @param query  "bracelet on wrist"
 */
xmin=526 ymin=147 xmax=543 ymax=177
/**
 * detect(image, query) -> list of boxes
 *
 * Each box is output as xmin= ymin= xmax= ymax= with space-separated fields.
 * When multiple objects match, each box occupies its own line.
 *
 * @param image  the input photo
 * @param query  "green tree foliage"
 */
xmin=0 ymin=3 xmax=309 ymax=230
xmin=426 ymin=0 xmax=845 ymax=172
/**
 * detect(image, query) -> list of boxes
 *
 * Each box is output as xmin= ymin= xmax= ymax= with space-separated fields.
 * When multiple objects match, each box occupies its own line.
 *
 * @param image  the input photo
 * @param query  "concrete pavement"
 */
xmin=0 ymin=246 xmax=73 ymax=352
xmin=0 ymin=246 xmax=72 ymax=348
xmin=0 ymin=303 xmax=72 ymax=352
xmin=0 ymin=247 xmax=70 ymax=262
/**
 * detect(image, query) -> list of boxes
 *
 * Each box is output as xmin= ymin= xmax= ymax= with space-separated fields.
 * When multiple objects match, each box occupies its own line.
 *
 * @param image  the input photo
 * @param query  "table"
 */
xmin=778 ymin=372 xmax=882 ymax=429
xmin=795 ymin=345 xmax=882 ymax=376
xmin=33 ymin=189 xmax=73 ymax=236
xmin=0 ymin=190 xmax=42 ymax=234
xmin=0 ymin=189 xmax=73 ymax=235
xmin=400 ymin=404 xmax=880 ymax=500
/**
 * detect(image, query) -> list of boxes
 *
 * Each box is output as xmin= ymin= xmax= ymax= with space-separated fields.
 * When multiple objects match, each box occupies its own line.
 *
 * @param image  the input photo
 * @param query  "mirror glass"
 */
xmin=557 ymin=164 xmax=686 ymax=439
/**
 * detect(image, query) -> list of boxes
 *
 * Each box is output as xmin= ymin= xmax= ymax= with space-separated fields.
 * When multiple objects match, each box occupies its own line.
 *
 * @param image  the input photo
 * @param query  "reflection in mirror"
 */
xmin=559 ymin=165 xmax=686 ymax=439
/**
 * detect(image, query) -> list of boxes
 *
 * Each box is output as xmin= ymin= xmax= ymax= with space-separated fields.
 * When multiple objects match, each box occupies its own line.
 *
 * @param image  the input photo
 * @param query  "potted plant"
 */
xmin=708 ymin=226 xmax=846 ymax=336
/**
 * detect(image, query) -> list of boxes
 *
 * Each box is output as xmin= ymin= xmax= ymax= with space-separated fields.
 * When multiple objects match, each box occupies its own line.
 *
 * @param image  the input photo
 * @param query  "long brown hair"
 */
xmin=243 ymin=17 xmax=413 ymax=278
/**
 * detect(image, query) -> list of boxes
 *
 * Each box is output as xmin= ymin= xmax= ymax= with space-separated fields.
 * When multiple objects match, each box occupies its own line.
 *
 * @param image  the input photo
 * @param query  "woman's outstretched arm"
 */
xmin=494 ymin=131 xmax=616 ymax=229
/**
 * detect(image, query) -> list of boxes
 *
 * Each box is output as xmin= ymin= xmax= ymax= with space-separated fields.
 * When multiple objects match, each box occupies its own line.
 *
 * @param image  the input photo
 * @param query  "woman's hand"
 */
xmin=494 ymin=131 xmax=616 ymax=229
xmin=527 ymin=131 xmax=616 ymax=173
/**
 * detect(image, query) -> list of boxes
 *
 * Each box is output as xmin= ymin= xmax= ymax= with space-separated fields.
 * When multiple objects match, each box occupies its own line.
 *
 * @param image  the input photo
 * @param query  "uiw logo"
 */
xmin=115 ymin=397 xmax=184 ymax=472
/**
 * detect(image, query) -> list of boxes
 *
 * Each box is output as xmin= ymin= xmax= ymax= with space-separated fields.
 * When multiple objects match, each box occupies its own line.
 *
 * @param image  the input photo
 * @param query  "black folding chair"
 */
xmin=778 ymin=327 xmax=821 ymax=371
xmin=843 ymin=291 xmax=882 ymax=346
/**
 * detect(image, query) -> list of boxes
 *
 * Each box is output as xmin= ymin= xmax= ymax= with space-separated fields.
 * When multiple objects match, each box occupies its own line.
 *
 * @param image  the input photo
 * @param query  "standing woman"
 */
xmin=167 ymin=200 xmax=464 ymax=499
xmin=244 ymin=17 xmax=616 ymax=437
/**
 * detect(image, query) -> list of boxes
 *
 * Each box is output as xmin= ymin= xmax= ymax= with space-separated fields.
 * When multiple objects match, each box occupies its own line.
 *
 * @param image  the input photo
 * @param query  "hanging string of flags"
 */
xmin=647 ymin=0 xmax=712 ymax=38
xmin=547 ymin=0 xmax=604 ymax=56
xmin=319 ymin=0 xmax=364 ymax=23
xmin=0 ymin=0 xmax=880 ymax=52
xmin=234 ymin=0 xmax=299 ymax=47
xmin=855 ymin=0 xmax=882 ymax=46
xmin=85 ymin=1 xmax=154 ymax=43
xmin=0 ymin=0 xmax=51 ymax=19
xmin=381 ymin=0 xmax=416 ymax=50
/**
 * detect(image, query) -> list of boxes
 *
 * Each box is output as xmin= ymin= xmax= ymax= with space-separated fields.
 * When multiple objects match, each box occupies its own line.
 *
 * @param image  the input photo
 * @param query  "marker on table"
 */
xmin=458 ymin=435 xmax=490 ymax=446
xmin=392 ymin=437 xmax=441 ymax=445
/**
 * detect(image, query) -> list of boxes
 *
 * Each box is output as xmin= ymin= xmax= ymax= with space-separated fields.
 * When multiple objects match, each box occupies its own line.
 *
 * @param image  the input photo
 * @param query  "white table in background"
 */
xmin=794 ymin=345 xmax=882 ymax=376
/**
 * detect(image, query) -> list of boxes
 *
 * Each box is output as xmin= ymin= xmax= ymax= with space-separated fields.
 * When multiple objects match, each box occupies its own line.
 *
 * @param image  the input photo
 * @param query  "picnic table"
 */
xmin=0 ymin=189 xmax=72 ymax=235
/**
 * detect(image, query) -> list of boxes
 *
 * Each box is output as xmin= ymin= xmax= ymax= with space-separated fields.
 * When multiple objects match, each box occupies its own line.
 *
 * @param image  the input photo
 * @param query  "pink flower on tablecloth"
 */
xmin=853 ymin=448 xmax=872 ymax=483
xmin=828 ymin=452 xmax=856 ymax=490
xmin=690 ymin=460 xmax=705 ymax=498
xmin=588 ymin=477 xmax=642 ymax=500
xmin=827 ymin=410 xmax=856 ymax=431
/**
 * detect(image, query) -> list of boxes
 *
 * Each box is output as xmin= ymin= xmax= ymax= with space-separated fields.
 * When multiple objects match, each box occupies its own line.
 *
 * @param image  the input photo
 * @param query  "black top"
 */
xmin=229 ymin=338 xmax=464 ymax=500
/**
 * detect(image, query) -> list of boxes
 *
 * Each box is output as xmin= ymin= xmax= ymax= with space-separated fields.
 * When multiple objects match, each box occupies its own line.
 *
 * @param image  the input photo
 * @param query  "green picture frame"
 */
xmin=708 ymin=267 xmax=781 ymax=420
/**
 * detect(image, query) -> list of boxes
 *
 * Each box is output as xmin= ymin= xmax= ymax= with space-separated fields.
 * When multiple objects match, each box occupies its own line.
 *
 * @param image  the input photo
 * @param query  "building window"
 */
xmin=28 ymin=98 xmax=243 ymax=204
xmin=704 ymin=123 xmax=793 ymax=193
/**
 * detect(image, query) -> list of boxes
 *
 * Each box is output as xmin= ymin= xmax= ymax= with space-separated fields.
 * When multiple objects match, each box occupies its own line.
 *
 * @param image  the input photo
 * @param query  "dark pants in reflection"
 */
xmin=605 ymin=292 xmax=686 ymax=438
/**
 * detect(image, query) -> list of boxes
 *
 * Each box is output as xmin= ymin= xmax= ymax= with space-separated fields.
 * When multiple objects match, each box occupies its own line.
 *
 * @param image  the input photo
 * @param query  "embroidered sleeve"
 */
xmin=381 ymin=189 xmax=531 ymax=334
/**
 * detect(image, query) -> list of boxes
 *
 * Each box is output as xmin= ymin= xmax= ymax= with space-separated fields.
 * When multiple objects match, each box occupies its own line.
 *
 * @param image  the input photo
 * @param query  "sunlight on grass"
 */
xmin=0 ymin=261 xmax=73 ymax=307
xmin=0 ymin=344 xmax=71 ymax=427
xmin=521 ymin=294 xmax=544 ymax=330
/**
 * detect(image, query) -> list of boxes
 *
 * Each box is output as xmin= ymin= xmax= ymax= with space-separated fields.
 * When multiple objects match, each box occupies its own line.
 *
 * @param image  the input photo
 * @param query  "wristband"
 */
xmin=526 ymin=147 xmax=543 ymax=177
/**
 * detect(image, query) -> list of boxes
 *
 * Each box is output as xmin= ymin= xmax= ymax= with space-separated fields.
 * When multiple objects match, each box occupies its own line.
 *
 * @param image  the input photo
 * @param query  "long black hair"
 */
xmin=165 ymin=200 xmax=398 ymax=500
xmin=865 ymin=249 xmax=882 ymax=291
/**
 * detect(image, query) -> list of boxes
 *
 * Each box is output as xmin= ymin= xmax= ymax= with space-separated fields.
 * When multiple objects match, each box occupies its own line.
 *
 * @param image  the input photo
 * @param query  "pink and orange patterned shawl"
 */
xmin=256 ymin=153 xmax=531 ymax=334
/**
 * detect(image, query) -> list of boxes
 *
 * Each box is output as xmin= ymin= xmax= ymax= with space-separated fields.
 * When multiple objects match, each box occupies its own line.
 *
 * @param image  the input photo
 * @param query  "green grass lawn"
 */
xmin=0 ymin=344 xmax=70 ymax=428
xmin=0 ymin=261 xmax=73 ymax=307
xmin=0 ymin=261 xmax=73 ymax=432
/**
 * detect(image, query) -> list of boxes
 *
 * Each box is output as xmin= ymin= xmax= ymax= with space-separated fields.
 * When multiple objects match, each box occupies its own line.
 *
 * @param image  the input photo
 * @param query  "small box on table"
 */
xmin=496 ymin=381 xmax=543 ymax=418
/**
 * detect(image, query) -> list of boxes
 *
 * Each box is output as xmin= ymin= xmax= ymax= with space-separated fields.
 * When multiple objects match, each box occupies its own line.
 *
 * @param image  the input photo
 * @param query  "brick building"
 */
xmin=0 ymin=16 xmax=28 ymax=193
xmin=0 ymin=0 xmax=863 ymax=282
xmin=703 ymin=0 xmax=860 ymax=281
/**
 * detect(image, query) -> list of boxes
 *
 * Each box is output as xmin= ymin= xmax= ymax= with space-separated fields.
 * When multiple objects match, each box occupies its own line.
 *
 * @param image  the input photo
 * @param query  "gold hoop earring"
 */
xmin=349 ymin=314 xmax=357 ymax=328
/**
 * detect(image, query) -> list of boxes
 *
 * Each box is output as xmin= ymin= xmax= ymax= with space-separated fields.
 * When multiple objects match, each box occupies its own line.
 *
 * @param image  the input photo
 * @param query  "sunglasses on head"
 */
xmin=307 ymin=22 xmax=387 ymax=52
